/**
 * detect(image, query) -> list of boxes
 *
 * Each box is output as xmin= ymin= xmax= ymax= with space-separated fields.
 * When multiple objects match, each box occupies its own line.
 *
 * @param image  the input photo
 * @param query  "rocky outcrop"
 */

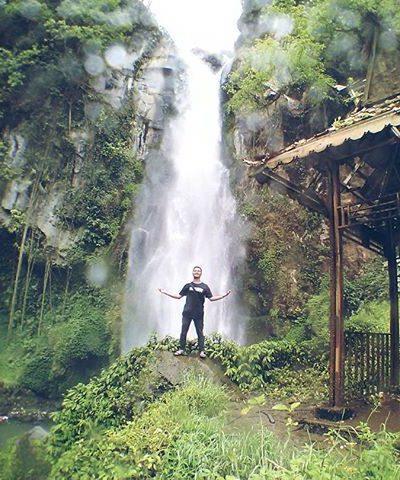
xmin=0 ymin=30 xmax=179 ymax=264
xmin=133 ymin=36 xmax=180 ymax=156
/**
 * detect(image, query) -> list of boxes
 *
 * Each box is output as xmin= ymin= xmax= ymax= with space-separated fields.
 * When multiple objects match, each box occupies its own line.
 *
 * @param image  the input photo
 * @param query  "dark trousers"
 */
xmin=179 ymin=313 xmax=204 ymax=351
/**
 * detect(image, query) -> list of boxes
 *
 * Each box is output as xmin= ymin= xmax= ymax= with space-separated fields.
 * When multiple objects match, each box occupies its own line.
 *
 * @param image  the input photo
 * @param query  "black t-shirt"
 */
xmin=179 ymin=282 xmax=213 ymax=317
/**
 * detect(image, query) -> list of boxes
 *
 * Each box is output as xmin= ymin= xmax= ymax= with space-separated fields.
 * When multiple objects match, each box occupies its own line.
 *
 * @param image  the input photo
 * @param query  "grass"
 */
xmin=48 ymin=375 xmax=275 ymax=479
xmin=47 ymin=374 xmax=400 ymax=480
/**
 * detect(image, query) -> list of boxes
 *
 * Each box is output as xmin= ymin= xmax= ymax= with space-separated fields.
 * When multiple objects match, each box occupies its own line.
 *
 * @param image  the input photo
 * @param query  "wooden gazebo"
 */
xmin=255 ymin=94 xmax=400 ymax=407
xmin=252 ymin=30 xmax=400 ymax=407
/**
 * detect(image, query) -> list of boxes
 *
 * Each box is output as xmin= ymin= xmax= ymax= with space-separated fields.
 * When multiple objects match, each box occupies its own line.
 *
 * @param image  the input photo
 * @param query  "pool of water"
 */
xmin=0 ymin=419 xmax=53 ymax=447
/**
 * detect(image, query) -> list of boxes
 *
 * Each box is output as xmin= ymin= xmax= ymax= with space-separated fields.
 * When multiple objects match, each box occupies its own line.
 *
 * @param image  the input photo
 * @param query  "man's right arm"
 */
xmin=158 ymin=288 xmax=183 ymax=299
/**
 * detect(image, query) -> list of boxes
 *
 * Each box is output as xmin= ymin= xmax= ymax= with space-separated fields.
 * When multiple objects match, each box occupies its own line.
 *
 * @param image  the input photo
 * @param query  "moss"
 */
xmin=238 ymin=188 xmax=326 ymax=324
xmin=19 ymin=345 xmax=55 ymax=397
xmin=0 ymin=322 xmax=25 ymax=388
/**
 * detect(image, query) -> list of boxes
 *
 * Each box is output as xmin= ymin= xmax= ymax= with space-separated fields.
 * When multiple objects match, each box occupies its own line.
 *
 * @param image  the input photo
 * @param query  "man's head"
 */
xmin=192 ymin=266 xmax=202 ymax=279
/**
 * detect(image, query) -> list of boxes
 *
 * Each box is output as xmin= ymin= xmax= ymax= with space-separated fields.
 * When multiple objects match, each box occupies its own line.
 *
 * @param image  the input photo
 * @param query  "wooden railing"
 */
xmin=338 ymin=193 xmax=400 ymax=229
xmin=345 ymin=331 xmax=391 ymax=399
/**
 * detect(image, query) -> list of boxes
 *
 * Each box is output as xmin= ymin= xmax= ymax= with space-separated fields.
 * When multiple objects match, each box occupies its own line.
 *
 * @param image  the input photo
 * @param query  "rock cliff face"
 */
xmin=224 ymin=1 xmax=371 ymax=336
xmin=0 ymin=4 xmax=184 ymax=395
xmin=230 ymin=1 xmax=351 ymax=168
xmin=0 ymin=29 xmax=178 ymax=265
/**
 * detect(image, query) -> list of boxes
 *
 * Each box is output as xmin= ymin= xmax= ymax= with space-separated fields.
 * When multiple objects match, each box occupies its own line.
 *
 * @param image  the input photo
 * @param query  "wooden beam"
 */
xmin=257 ymin=168 xmax=387 ymax=254
xmin=343 ymin=230 xmax=384 ymax=255
xmin=326 ymin=137 xmax=398 ymax=164
xmin=342 ymin=157 xmax=364 ymax=186
xmin=328 ymin=163 xmax=345 ymax=407
xmin=340 ymin=181 xmax=373 ymax=205
xmin=391 ymin=126 xmax=400 ymax=139
xmin=387 ymin=222 xmax=400 ymax=388
xmin=255 ymin=169 xmax=327 ymax=215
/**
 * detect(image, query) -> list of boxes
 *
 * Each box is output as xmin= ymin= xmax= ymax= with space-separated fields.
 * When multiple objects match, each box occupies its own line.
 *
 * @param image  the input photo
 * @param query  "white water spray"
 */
xmin=122 ymin=0 xmax=245 ymax=351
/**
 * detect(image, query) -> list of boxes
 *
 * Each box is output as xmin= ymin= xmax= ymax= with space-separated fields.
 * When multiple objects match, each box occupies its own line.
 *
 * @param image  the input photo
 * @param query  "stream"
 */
xmin=0 ymin=419 xmax=53 ymax=447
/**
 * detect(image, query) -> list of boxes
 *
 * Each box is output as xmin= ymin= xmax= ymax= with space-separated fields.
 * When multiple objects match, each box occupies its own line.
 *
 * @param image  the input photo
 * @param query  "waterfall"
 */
xmin=122 ymin=0 xmax=245 ymax=351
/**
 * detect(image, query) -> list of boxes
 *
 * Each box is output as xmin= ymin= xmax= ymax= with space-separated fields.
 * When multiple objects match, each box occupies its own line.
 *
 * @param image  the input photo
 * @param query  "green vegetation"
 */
xmin=0 ymin=319 xmax=25 ymax=387
xmin=0 ymin=1 xmax=399 ymax=477
xmin=0 ymin=0 xmax=161 ymax=396
xmin=237 ymin=181 xmax=389 ymax=347
xmin=0 ymin=282 xmax=121 ymax=397
xmin=57 ymin=103 xmax=144 ymax=256
xmin=47 ymin=334 xmax=316 ymax=459
xmin=1 ymin=337 xmax=399 ymax=478
xmin=0 ymin=0 xmax=156 ymax=124
xmin=225 ymin=0 xmax=400 ymax=113
xmin=281 ymin=256 xmax=389 ymax=353
xmin=239 ymin=189 xmax=328 ymax=333
xmin=346 ymin=300 xmax=390 ymax=333
xmin=0 ymin=0 xmax=157 ymax=258
xmin=1 ymin=346 xmax=393 ymax=479
xmin=227 ymin=0 xmax=397 ymax=342
xmin=0 ymin=432 xmax=51 ymax=480
xmin=48 ymin=376 xmax=257 ymax=480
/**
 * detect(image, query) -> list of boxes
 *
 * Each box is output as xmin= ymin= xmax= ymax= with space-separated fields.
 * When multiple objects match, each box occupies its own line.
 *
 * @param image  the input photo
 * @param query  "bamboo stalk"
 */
xmin=7 ymin=225 xmax=29 ymax=340
xmin=7 ymin=174 xmax=41 ymax=340
xmin=38 ymin=259 xmax=50 ymax=336
xmin=20 ymin=234 xmax=37 ymax=331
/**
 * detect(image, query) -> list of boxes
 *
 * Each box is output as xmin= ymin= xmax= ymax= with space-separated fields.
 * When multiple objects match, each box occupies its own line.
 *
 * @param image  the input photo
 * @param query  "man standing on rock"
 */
xmin=158 ymin=266 xmax=231 ymax=358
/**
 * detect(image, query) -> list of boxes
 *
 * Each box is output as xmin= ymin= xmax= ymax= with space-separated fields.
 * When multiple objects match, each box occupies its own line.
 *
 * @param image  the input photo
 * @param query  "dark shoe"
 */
xmin=199 ymin=351 xmax=206 ymax=359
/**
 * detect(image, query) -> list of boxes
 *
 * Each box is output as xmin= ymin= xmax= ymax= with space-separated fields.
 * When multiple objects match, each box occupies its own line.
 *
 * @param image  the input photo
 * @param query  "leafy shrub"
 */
xmin=293 ymin=257 xmax=389 ymax=353
xmin=263 ymin=364 xmax=329 ymax=403
xmin=346 ymin=300 xmax=390 ymax=333
xmin=50 ymin=292 xmax=111 ymax=370
xmin=155 ymin=334 xmax=314 ymax=391
xmin=302 ymin=287 xmax=330 ymax=350
xmin=19 ymin=345 xmax=55 ymax=397
xmin=47 ymin=332 xmax=317 ymax=461
xmin=47 ymin=371 xmax=400 ymax=480
xmin=344 ymin=257 xmax=388 ymax=315
xmin=48 ymin=345 xmax=161 ymax=458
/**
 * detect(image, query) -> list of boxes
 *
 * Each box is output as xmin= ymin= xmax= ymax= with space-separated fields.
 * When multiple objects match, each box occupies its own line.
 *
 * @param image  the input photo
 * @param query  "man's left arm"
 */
xmin=208 ymin=289 xmax=231 ymax=302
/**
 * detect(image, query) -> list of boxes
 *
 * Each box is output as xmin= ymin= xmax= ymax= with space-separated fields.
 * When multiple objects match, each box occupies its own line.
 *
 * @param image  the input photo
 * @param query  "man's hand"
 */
xmin=158 ymin=288 xmax=182 ymax=299
xmin=209 ymin=290 xmax=232 ymax=302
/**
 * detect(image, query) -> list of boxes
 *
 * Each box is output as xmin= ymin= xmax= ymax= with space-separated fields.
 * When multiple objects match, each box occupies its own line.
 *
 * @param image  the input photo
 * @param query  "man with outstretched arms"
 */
xmin=158 ymin=266 xmax=231 ymax=358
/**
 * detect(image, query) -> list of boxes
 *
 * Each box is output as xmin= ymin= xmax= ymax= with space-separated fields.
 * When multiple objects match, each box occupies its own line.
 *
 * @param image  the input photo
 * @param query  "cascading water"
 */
xmin=122 ymin=0 xmax=245 ymax=351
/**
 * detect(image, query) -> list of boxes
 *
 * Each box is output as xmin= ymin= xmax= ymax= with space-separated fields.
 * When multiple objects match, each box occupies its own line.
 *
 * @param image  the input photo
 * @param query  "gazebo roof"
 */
xmin=253 ymin=93 xmax=400 ymax=255
xmin=258 ymin=94 xmax=400 ymax=171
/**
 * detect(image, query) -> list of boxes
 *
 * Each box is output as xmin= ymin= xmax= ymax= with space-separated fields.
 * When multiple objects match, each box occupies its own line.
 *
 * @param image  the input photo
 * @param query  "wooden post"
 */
xmin=328 ymin=163 xmax=345 ymax=406
xmin=387 ymin=222 xmax=400 ymax=388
